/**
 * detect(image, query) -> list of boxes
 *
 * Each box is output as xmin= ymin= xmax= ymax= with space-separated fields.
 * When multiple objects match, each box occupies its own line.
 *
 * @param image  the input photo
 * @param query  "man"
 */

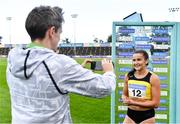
xmin=6 ymin=6 xmax=116 ymax=124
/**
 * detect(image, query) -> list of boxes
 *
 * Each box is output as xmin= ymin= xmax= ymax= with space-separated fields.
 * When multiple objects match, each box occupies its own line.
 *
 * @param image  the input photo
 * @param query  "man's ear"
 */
xmin=48 ymin=26 xmax=56 ymax=38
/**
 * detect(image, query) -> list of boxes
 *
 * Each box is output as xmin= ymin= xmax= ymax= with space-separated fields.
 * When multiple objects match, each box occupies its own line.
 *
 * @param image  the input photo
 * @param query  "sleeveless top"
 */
xmin=128 ymin=72 xmax=152 ymax=100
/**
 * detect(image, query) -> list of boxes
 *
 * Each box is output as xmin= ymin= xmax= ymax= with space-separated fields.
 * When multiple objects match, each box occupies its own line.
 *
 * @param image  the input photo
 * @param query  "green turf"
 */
xmin=0 ymin=57 xmax=11 ymax=123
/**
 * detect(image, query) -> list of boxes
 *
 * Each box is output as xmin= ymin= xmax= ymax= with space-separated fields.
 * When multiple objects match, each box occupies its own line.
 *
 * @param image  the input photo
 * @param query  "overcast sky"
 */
xmin=0 ymin=0 xmax=179 ymax=44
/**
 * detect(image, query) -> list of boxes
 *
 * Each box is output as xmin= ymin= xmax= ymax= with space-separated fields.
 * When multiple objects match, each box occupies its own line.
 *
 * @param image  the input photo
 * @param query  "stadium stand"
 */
xmin=0 ymin=43 xmax=114 ymax=57
xmin=0 ymin=48 xmax=11 ymax=56
xmin=0 ymin=42 xmax=169 ymax=57
xmin=58 ymin=46 xmax=112 ymax=56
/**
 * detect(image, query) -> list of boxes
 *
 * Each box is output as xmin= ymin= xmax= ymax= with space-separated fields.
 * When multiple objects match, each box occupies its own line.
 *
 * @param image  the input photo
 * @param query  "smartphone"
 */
xmin=90 ymin=61 xmax=114 ymax=71
xmin=90 ymin=61 xmax=103 ymax=71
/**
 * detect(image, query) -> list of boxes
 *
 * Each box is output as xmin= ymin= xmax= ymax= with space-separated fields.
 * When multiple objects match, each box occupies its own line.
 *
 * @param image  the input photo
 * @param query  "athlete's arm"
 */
xmin=127 ymin=73 xmax=160 ymax=108
xmin=122 ymin=74 xmax=130 ymax=104
xmin=149 ymin=73 xmax=160 ymax=107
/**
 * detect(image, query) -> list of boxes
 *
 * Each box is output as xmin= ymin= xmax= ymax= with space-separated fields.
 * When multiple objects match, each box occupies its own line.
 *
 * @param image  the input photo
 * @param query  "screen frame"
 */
xmin=111 ymin=22 xmax=180 ymax=124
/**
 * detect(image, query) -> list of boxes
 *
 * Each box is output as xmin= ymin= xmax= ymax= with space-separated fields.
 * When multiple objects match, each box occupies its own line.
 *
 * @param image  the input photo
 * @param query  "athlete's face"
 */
xmin=132 ymin=53 xmax=148 ymax=71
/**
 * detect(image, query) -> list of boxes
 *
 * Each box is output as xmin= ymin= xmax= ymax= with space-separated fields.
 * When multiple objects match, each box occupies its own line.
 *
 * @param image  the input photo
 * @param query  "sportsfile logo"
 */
xmin=119 ymin=28 xmax=135 ymax=33
xmin=119 ymin=43 xmax=133 ymax=49
xmin=118 ymin=75 xmax=125 ymax=79
xmin=118 ymin=105 xmax=127 ymax=111
xmin=155 ymin=114 xmax=167 ymax=119
xmin=153 ymin=68 xmax=168 ymax=73
xmin=118 ymin=59 xmax=132 ymax=64
xmin=117 ymin=36 xmax=132 ymax=42
xmin=152 ymin=60 xmax=168 ymax=64
xmin=135 ymin=28 xmax=152 ymax=34
xmin=118 ymin=114 xmax=126 ymax=118
xmin=160 ymin=91 xmax=168 ymax=96
xmin=153 ymin=52 xmax=168 ymax=56
xmin=153 ymin=29 xmax=168 ymax=34
xmin=160 ymin=99 xmax=167 ymax=103
xmin=118 ymin=67 xmax=131 ymax=72
xmin=118 ymin=52 xmax=133 ymax=58
xmin=152 ymin=37 xmax=170 ymax=43
xmin=118 ymin=90 xmax=123 ymax=95
xmin=160 ymin=84 xmax=168 ymax=89
xmin=159 ymin=76 xmax=168 ymax=80
xmin=134 ymin=36 xmax=149 ymax=41
xmin=153 ymin=44 xmax=169 ymax=49
xmin=118 ymin=83 xmax=124 ymax=87
xmin=135 ymin=44 xmax=152 ymax=49
xmin=156 ymin=107 xmax=167 ymax=111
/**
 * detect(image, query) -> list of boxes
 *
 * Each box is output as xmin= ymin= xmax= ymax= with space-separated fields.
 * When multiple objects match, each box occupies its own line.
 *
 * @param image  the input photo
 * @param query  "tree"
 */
xmin=93 ymin=37 xmax=98 ymax=43
xmin=0 ymin=36 xmax=2 ymax=43
xmin=62 ymin=38 xmax=70 ymax=44
xmin=65 ymin=38 xmax=70 ymax=43
xmin=107 ymin=35 xmax=112 ymax=42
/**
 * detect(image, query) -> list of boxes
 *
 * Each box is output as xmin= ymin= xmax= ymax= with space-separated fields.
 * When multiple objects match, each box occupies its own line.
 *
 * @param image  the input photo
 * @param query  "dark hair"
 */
xmin=134 ymin=50 xmax=149 ymax=65
xmin=25 ymin=6 xmax=64 ymax=41
xmin=127 ymin=50 xmax=149 ymax=78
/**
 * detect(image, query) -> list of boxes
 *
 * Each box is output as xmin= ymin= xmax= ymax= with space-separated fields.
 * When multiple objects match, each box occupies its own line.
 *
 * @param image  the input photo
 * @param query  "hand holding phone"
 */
xmin=90 ymin=59 xmax=114 ymax=72
xmin=90 ymin=61 xmax=103 ymax=71
xmin=101 ymin=59 xmax=114 ymax=72
xmin=81 ymin=59 xmax=92 ymax=68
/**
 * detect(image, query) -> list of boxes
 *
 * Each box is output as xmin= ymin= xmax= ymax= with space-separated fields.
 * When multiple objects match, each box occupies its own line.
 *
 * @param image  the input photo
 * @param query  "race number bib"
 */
xmin=128 ymin=84 xmax=146 ymax=98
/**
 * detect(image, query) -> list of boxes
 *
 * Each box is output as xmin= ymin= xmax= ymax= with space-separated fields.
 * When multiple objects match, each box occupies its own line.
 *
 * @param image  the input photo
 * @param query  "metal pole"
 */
xmin=71 ymin=14 xmax=78 ymax=56
xmin=6 ymin=17 xmax=12 ymax=45
xmin=111 ymin=22 xmax=116 ymax=124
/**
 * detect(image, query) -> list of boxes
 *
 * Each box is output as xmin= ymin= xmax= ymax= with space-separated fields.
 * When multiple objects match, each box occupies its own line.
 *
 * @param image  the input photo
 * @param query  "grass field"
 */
xmin=0 ymin=57 xmax=112 ymax=124
xmin=0 ymin=57 xmax=11 ymax=123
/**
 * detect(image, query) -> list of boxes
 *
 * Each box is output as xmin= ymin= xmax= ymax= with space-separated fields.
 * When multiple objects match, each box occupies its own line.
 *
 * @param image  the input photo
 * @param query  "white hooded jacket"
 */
xmin=6 ymin=47 xmax=116 ymax=124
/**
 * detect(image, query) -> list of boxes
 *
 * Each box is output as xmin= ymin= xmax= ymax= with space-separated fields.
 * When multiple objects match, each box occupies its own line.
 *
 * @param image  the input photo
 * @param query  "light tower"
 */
xmin=6 ymin=17 xmax=12 ymax=45
xmin=71 ymin=14 xmax=78 ymax=56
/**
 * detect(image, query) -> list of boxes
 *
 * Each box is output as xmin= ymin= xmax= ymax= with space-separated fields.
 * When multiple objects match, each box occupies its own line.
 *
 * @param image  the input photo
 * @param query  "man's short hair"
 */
xmin=25 ymin=6 xmax=64 ymax=41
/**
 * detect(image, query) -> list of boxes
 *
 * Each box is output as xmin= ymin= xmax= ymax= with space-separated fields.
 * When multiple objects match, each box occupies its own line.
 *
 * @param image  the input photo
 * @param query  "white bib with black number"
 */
xmin=128 ymin=84 xmax=146 ymax=98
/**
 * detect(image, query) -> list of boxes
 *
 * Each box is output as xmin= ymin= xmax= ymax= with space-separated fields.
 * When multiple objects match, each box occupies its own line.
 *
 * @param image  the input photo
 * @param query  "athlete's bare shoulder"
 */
xmin=149 ymin=71 xmax=160 ymax=84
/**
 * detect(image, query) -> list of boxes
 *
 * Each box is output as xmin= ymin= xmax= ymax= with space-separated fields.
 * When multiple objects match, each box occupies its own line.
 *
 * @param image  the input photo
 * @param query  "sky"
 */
xmin=0 ymin=0 xmax=180 ymax=44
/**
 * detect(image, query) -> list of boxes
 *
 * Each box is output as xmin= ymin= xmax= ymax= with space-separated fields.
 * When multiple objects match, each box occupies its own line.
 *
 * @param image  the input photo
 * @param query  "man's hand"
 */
xmin=101 ymin=59 xmax=114 ymax=73
xmin=81 ymin=59 xmax=92 ymax=68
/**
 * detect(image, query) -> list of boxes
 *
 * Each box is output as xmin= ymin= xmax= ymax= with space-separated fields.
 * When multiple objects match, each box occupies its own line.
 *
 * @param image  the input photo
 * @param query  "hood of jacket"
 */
xmin=8 ymin=47 xmax=54 ymax=79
